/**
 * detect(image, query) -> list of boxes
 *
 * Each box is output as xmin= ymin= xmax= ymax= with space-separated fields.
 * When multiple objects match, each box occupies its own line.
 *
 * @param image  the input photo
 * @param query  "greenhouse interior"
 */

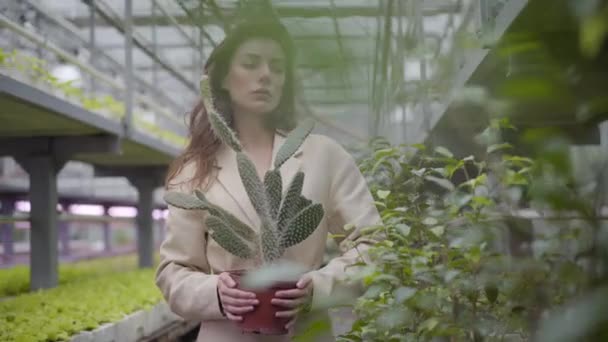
xmin=1 ymin=0 xmax=607 ymax=341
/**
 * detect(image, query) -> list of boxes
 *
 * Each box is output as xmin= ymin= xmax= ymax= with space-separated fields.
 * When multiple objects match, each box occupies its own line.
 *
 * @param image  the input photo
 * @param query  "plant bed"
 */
xmin=69 ymin=301 xmax=182 ymax=342
xmin=0 ymin=254 xmax=158 ymax=298
xmin=0 ymin=268 xmax=164 ymax=341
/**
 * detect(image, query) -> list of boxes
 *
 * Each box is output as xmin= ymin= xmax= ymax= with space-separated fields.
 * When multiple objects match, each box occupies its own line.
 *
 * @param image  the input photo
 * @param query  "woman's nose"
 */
xmin=259 ymin=63 xmax=271 ymax=83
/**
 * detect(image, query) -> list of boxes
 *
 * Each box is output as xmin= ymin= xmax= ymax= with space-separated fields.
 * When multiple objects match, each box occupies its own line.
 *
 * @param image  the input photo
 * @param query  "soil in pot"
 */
xmin=229 ymin=271 xmax=298 ymax=335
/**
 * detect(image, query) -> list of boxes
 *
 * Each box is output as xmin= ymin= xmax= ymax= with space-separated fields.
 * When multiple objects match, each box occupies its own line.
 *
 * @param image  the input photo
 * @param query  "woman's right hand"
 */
xmin=217 ymin=272 xmax=258 ymax=321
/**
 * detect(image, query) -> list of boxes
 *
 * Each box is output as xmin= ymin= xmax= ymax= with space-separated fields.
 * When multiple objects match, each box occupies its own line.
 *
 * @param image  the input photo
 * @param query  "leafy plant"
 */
xmin=163 ymin=75 xmax=324 ymax=267
xmin=339 ymin=119 xmax=607 ymax=341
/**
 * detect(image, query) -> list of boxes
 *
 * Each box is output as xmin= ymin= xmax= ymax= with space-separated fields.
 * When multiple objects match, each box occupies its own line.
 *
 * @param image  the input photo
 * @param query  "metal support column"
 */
xmin=124 ymin=0 xmax=134 ymax=136
xmin=59 ymin=219 xmax=70 ymax=257
xmin=151 ymin=1 xmax=158 ymax=88
xmin=133 ymin=179 xmax=155 ymax=268
xmin=415 ymin=0 xmax=431 ymax=139
xmin=95 ymin=165 xmax=165 ymax=268
xmin=2 ymin=135 xmax=119 ymax=289
xmin=1 ymin=198 xmax=15 ymax=265
xmin=89 ymin=0 xmax=97 ymax=92
xmin=16 ymin=156 xmax=66 ymax=290
xmin=102 ymin=205 xmax=112 ymax=252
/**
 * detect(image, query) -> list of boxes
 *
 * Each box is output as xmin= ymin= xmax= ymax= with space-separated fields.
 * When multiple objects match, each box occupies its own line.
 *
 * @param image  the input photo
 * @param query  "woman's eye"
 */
xmin=271 ymin=64 xmax=284 ymax=74
xmin=242 ymin=62 xmax=257 ymax=69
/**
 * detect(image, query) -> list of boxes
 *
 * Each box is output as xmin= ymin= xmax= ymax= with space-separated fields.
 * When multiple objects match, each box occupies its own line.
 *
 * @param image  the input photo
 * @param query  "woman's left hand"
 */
xmin=272 ymin=275 xmax=313 ymax=330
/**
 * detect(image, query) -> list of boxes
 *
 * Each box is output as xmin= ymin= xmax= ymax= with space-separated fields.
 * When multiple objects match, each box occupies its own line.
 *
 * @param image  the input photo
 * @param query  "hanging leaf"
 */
xmin=425 ymin=176 xmax=455 ymax=191
xmin=487 ymin=143 xmax=513 ymax=154
xmin=434 ymin=146 xmax=453 ymax=158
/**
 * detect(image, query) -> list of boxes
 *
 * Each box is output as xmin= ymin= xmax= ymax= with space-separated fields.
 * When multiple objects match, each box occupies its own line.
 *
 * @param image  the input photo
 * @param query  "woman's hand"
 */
xmin=272 ymin=275 xmax=313 ymax=331
xmin=217 ymin=272 xmax=259 ymax=322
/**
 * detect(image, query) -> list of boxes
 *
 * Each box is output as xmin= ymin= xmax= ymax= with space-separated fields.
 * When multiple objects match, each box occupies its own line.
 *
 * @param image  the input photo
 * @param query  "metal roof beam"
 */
xmin=67 ymin=3 xmax=461 ymax=27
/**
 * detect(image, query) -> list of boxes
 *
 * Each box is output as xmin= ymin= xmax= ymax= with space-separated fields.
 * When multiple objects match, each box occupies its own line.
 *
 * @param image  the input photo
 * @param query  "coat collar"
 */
xmin=215 ymin=131 xmax=304 ymax=229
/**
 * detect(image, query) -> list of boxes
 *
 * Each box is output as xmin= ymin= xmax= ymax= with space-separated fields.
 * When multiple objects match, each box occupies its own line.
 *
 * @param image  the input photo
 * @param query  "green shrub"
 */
xmin=340 ymin=120 xmax=607 ymax=341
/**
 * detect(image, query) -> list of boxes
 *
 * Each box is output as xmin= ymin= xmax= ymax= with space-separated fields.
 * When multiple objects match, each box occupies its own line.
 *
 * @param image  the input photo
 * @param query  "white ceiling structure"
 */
xmin=4 ymin=0 xmax=480 ymax=144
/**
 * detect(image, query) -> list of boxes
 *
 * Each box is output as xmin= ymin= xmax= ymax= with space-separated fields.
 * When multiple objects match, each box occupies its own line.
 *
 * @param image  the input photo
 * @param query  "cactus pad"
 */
xmin=163 ymin=191 xmax=206 ymax=210
xmin=261 ymin=225 xmax=283 ymax=262
xmin=274 ymin=119 xmax=314 ymax=169
xmin=278 ymin=172 xmax=305 ymax=230
xmin=264 ymin=170 xmax=282 ymax=220
xmin=194 ymin=190 xmax=256 ymax=240
xmin=200 ymin=76 xmax=242 ymax=152
xmin=281 ymin=203 xmax=324 ymax=249
xmin=206 ymin=215 xmax=254 ymax=259
xmin=237 ymin=152 xmax=271 ymax=221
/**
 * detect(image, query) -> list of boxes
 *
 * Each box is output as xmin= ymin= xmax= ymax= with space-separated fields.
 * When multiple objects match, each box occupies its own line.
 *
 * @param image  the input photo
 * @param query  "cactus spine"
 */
xmin=163 ymin=76 xmax=324 ymax=264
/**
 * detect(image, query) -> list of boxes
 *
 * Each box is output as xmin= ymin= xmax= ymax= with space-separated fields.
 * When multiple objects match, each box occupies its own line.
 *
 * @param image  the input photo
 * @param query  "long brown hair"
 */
xmin=165 ymin=19 xmax=297 ymax=190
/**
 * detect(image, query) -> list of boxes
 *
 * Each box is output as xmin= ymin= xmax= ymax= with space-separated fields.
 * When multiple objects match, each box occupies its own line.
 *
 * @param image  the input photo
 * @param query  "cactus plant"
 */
xmin=164 ymin=75 xmax=324 ymax=265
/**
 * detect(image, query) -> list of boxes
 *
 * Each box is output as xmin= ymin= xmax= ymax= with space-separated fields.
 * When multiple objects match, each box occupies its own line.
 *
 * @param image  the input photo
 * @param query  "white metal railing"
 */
xmin=0 ymin=12 xmax=187 ymax=149
xmin=23 ymin=0 xmax=187 ymax=115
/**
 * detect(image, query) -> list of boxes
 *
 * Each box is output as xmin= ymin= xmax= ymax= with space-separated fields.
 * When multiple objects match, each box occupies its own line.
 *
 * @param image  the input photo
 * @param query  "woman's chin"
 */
xmin=244 ymin=103 xmax=278 ymax=116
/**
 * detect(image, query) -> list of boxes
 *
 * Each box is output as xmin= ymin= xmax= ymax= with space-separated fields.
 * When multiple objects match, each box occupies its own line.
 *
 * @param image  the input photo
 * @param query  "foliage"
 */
xmin=163 ymin=76 xmax=324 ymax=268
xmin=0 ymin=254 xmax=158 ymax=298
xmin=0 ymin=268 xmax=162 ymax=342
xmin=339 ymin=119 xmax=607 ymax=341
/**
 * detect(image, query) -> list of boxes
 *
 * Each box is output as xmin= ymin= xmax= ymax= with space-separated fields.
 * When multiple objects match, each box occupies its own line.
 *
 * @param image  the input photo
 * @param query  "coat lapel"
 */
xmin=215 ymin=131 xmax=304 ymax=229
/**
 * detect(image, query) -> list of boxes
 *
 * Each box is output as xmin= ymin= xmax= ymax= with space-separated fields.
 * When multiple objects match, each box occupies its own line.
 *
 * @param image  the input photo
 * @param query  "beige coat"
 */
xmin=155 ymin=132 xmax=382 ymax=342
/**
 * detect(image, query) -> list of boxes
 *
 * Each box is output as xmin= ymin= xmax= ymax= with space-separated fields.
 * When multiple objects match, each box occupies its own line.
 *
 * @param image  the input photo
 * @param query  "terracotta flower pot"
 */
xmin=229 ymin=271 xmax=298 ymax=335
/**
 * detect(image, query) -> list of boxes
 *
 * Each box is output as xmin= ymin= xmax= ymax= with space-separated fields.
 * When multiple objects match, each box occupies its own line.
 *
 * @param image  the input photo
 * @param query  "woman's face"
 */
xmin=222 ymin=38 xmax=287 ymax=117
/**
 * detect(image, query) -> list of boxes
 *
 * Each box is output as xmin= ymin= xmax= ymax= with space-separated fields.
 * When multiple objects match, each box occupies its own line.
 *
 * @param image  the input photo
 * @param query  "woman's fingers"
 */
xmin=274 ymin=287 xmax=308 ymax=299
xmin=275 ymin=308 xmax=299 ymax=318
xmin=218 ymin=272 xmax=237 ymax=287
xmin=220 ymin=295 xmax=258 ymax=307
xmin=220 ymin=286 xmax=256 ymax=299
xmin=224 ymin=304 xmax=255 ymax=315
xmin=271 ymin=296 xmax=307 ymax=308
xmin=225 ymin=312 xmax=243 ymax=322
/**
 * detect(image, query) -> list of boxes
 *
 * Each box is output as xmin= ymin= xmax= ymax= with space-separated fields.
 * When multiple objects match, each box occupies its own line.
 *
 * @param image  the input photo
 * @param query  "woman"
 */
xmin=155 ymin=18 xmax=381 ymax=342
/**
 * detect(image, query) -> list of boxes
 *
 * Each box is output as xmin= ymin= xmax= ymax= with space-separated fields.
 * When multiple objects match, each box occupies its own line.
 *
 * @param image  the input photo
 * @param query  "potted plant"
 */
xmin=162 ymin=76 xmax=325 ymax=335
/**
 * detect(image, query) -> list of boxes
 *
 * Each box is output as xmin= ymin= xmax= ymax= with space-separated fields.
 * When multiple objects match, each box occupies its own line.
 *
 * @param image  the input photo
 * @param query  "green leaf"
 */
xmin=394 ymin=287 xmax=417 ymax=303
xmin=422 ymin=217 xmax=438 ymax=226
xmin=580 ymin=12 xmax=608 ymax=58
xmin=425 ymin=176 xmax=455 ymax=191
xmin=395 ymin=224 xmax=411 ymax=237
xmin=376 ymin=190 xmax=391 ymax=199
xmin=434 ymin=146 xmax=453 ymax=158
xmin=430 ymin=226 xmax=445 ymax=237
xmin=487 ymin=143 xmax=513 ymax=154
xmin=418 ymin=317 xmax=439 ymax=333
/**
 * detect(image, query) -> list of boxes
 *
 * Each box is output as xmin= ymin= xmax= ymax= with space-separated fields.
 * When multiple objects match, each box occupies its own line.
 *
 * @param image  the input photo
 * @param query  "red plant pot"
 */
xmin=229 ymin=271 xmax=298 ymax=335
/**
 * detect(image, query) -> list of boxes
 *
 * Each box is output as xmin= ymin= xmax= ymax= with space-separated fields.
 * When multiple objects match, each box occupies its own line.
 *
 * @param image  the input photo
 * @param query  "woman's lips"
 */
xmin=252 ymin=90 xmax=272 ymax=100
